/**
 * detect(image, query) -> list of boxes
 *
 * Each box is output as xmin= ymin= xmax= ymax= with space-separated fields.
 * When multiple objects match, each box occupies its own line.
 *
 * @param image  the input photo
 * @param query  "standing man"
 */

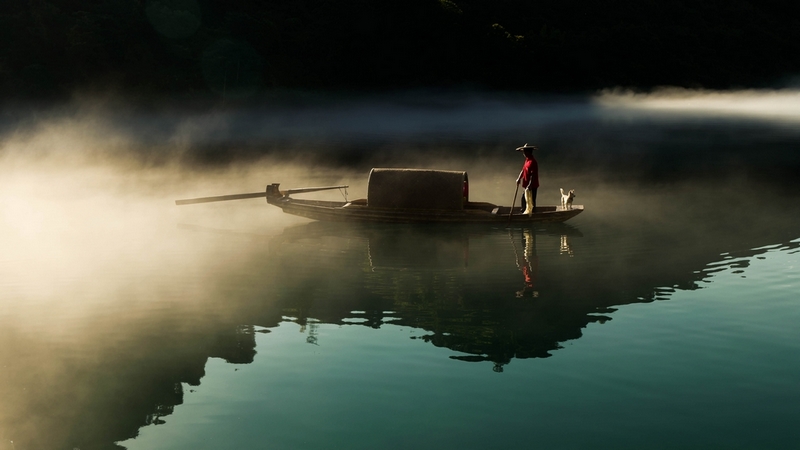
xmin=516 ymin=143 xmax=539 ymax=216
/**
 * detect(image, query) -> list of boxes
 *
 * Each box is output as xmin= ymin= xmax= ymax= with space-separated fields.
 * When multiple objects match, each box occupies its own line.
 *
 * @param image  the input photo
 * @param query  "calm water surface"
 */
xmin=1 ymin=91 xmax=799 ymax=449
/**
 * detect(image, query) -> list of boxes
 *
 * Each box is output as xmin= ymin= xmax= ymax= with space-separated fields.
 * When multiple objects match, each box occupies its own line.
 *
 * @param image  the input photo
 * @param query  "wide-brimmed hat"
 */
xmin=515 ymin=143 xmax=538 ymax=151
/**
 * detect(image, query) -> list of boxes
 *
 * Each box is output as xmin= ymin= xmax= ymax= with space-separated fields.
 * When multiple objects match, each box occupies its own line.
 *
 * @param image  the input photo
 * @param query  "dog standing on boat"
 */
xmin=560 ymin=188 xmax=575 ymax=209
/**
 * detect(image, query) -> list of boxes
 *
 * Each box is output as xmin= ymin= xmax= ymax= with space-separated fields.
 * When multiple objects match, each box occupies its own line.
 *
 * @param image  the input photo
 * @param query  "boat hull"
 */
xmin=268 ymin=196 xmax=583 ymax=224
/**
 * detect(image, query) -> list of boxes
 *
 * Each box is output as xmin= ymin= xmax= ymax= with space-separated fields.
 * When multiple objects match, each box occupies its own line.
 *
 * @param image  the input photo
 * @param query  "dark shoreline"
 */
xmin=3 ymin=0 xmax=800 ymax=102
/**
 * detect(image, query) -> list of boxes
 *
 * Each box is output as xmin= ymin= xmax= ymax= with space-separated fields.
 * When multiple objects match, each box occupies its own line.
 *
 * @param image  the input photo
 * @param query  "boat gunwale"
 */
xmin=272 ymin=196 xmax=584 ymax=223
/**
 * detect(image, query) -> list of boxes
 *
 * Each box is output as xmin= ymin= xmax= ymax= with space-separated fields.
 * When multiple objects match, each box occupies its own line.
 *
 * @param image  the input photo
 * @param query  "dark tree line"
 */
xmin=2 ymin=0 xmax=799 ymax=101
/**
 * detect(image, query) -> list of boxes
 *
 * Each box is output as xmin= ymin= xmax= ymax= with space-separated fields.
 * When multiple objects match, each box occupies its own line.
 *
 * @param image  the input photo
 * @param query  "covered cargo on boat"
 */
xmin=367 ymin=168 xmax=468 ymax=210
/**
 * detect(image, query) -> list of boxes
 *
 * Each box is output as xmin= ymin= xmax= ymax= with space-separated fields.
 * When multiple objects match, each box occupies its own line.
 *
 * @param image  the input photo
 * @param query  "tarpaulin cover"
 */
xmin=367 ymin=168 xmax=468 ymax=210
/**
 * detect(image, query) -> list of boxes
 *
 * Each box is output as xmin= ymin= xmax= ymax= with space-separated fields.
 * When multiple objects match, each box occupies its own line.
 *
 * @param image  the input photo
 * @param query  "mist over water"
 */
xmin=597 ymin=87 xmax=800 ymax=122
xmin=6 ymin=88 xmax=799 ymax=178
xmin=1 ymin=89 xmax=799 ymax=449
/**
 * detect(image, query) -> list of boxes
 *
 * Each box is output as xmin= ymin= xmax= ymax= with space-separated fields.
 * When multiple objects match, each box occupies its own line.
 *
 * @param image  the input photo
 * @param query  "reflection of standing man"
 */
xmin=515 ymin=144 xmax=539 ymax=216
xmin=515 ymin=228 xmax=539 ymax=298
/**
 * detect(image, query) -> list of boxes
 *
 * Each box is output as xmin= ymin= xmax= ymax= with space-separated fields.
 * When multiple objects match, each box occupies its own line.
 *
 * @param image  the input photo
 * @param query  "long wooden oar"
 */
xmin=175 ymin=185 xmax=348 ymax=206
xmin=508 ymin=183 xmax=520 ymax=222
xmin=176 ymin=192 xmax=266 ymax=205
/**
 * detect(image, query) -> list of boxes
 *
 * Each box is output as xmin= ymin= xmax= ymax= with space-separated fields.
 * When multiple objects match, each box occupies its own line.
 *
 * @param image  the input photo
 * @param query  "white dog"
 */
xmin=560 ymin=188 xmax=576 ymax=209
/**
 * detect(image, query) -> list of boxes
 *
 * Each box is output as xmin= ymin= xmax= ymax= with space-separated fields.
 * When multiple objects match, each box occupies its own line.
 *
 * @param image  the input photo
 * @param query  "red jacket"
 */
xmin=518 ymin=157 xmax=539 ymax=189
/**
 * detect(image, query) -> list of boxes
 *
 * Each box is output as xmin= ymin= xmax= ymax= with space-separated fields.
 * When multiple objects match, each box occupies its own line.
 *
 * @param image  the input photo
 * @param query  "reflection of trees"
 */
xmin=269 ymin=219 xmax=800 ymax=371
xmin=0 ymin=318 xmax=257 ymax=450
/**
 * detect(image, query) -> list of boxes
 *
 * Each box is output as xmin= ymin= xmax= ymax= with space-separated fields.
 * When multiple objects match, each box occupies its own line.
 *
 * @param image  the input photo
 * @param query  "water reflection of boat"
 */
xmin=268 ymin=222 xmax=599 ymax=368
xmin=176 ymin=168 xmax=584 ymax=224
xmin=275 ymin=221 xmax=582 ymax=270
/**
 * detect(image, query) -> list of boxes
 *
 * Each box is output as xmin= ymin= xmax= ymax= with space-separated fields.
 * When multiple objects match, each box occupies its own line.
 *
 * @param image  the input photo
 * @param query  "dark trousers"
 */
xmin=520 ymin=188 xmax=537 ymax=211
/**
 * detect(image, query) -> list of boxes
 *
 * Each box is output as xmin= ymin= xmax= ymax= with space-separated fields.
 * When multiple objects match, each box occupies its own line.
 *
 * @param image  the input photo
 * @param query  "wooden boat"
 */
xmin=176 ymin=168 xmax=583 ymax=224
